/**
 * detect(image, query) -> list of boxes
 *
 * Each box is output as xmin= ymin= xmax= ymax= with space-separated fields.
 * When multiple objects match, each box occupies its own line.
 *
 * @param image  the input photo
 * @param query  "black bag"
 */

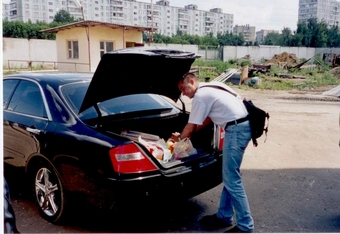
xmin=242 ymin=99 xmax=269 ymax=146
xmin=200 ymin=85 xmax=269 ymax=147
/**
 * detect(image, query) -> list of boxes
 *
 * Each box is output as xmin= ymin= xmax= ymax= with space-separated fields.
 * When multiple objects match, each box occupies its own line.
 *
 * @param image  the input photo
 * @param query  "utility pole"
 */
xmin=74 ymin=0 xmax=91 ymax=72
xmin=150 ymin=0 xmax=153 ymax=44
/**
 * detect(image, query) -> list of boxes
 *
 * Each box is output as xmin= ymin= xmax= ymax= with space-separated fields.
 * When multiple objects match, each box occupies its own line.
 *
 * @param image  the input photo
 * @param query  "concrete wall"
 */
xmin=3 ymin=38 xmax=57 ymax=69
xmin=145 ymin=43 xmax=198 ymax=54
xmin=222 ymin=46 xmax=316 ymax=62
xmin=3 ymin=38 xmax=340 ymax=70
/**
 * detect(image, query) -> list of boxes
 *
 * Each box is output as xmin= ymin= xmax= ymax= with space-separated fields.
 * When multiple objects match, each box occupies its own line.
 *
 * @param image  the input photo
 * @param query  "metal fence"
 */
xmin=4 ymin=60 xmax=89 ymax=72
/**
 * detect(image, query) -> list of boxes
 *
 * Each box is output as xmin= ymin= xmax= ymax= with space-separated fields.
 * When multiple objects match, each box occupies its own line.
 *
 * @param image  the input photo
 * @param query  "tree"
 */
xmin=309 ymin=19 xmax=328 ymax=47
xmin=326 ymin=25 xmax=340 ymax=47
xmin=296 ymin=21 xmax=311 ymax=46
xmin=280 ymin=27 xmax=293 ymax=46
xmin=217 ymin=32 xmax=245 ymax=46
xmin=290 ymin=33 xmax=303 ymax=47
xmin=263 ymin=32 xmax=281 ymax=45
xmin=201 ymin=32 xmax=218 ymax=46
xmin=3 ymin=20 xmax=56 ymax=39
xmin=53 ymin=10 xmax=75 ymax=23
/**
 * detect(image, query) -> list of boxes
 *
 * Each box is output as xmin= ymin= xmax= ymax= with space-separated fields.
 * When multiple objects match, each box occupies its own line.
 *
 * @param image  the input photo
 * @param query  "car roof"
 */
xmin=4 ymin=72 xmax=93 ymax=87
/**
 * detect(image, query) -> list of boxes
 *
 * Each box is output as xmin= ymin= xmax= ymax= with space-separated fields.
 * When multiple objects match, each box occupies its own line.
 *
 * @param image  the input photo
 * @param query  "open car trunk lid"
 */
xmin=79 ymin=47 xmax=199 ymax=114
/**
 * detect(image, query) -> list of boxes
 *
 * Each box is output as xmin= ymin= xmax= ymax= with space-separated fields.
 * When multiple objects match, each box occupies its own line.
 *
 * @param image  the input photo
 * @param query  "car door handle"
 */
xmin=26 ymin=127 xmax=41 ymax=135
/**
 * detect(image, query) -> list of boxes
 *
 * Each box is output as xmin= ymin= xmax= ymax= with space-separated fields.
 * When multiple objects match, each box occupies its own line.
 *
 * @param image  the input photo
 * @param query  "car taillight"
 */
xmin=109 ymin=143 xmax=158 ymax=174
xmin=218 ymin=127 xmax=225 ymax=151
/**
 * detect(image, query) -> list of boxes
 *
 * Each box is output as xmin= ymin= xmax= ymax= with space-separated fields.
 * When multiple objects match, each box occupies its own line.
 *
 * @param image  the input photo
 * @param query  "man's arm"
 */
xmin=171 ymin=117 xmax=211 ymax=142
xmin=195 ymin=117 xmax=211 ymax=132
xmin=180 ymin=123 xmax=197 ymax=139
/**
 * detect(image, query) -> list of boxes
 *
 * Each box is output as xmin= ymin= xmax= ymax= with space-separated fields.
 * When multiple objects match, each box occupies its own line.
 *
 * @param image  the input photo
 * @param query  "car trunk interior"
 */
xmin=91 ymin=112 xmax=217 ymax=165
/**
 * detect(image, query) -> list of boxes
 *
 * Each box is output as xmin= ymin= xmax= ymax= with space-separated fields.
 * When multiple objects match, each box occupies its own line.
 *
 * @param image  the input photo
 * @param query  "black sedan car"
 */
xmin=3 ymin=47 xmax=223 ymax=224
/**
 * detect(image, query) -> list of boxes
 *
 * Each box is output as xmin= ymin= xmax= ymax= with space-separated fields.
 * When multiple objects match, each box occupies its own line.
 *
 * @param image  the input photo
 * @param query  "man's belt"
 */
xmin=225 ymin=116 xmax=249 ymax=129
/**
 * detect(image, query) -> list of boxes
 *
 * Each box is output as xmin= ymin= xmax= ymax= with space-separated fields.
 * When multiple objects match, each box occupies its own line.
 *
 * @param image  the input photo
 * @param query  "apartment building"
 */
xmin=256 ymin=29 xmax=280 ymax=44
xmin=3 ymin=0 xmax=234 ymax=37
xmin=298 ymin=0 xmax=340 ymax=27
xmin=233 ymin=24 xmax=256 ymax=43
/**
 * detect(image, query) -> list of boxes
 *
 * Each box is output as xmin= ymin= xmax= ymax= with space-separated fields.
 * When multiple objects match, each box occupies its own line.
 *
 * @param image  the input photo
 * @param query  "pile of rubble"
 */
xmin=266 ymin=52 xmax=301 ymax=68
xmin=331 ymin=67 xmax=340 ymax=79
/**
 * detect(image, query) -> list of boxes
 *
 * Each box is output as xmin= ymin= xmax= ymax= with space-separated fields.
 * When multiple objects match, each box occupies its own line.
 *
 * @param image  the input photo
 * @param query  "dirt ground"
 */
xmin=228 ymin=86 xmax=340 ymax=232
xmin=182 ymin=84 xmax=340 ymax=232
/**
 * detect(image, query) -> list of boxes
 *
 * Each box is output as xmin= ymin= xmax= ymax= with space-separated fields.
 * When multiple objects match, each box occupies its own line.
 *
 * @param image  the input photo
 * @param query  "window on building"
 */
xmin=100 ymin=41 xmax=114 ymax=57
xmin=67 ymin=41 xmax=79 ymax=59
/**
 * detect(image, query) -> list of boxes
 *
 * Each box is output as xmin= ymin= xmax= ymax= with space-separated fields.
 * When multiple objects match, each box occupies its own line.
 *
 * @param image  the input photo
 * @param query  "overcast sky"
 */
xmin=140 ymin=0 xmax=299 ymax=32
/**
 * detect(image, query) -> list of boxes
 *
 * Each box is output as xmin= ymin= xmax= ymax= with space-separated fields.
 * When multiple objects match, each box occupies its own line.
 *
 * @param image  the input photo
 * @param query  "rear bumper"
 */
xmin=101 ymin=156 xmax=223 ymax=203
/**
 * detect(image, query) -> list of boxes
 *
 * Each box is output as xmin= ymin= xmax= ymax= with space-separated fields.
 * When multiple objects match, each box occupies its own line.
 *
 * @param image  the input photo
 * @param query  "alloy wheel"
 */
xmin=35 ymin=167 xmax=60 ymax=217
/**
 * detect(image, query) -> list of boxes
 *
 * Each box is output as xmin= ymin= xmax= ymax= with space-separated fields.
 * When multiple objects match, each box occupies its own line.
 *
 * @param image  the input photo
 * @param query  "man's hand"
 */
xmin=170 ymin=132 xmax=181 ymax=142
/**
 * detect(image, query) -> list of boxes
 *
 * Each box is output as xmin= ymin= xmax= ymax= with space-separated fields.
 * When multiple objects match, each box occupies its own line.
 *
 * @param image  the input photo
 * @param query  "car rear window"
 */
xmin=61 ymin=82 xmax=180 ymax=120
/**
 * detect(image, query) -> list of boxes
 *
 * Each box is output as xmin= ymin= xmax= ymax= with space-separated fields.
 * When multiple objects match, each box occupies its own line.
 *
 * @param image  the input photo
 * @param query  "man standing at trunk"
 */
xmin=171 ymin=72 xmax=254 ymax=233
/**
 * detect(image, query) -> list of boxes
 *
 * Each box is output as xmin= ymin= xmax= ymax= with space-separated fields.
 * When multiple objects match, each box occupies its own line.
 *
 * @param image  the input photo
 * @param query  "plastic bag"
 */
xmin=138 ymin=136 xmax=172 ymax=163
xmin=173 ymin=138 xmax=197 ymax=159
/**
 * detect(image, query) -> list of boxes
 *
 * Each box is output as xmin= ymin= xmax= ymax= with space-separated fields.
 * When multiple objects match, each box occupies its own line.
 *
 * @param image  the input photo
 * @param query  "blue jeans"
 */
xmin=217 ymin=120 xmax=254 ymax=232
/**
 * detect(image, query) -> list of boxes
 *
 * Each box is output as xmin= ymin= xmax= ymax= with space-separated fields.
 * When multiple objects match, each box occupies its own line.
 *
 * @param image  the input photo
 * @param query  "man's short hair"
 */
xmin=182 ymin=72 xmax=198 ymax=82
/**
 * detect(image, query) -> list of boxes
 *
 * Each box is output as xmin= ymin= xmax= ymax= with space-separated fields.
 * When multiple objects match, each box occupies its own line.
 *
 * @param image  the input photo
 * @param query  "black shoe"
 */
xmin=199 ymin=214 xmax=233 ymax=228
xmin=224 ymin=226 xmax=252 ymax=233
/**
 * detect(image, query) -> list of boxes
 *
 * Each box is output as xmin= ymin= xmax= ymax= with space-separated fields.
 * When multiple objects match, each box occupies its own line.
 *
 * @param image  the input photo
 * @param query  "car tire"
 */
xmin=31 ymin=160 xmax=66 ymax=224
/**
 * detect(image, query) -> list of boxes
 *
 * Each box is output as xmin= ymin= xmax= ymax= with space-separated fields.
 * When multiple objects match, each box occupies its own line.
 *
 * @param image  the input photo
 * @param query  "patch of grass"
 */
xmin=309 ymin=71 xmax=339 ymax=86
xmin=258 ymin=77 xmax=295 ymax=90
xmin=193 ymin=60 xmax=339 ymax=91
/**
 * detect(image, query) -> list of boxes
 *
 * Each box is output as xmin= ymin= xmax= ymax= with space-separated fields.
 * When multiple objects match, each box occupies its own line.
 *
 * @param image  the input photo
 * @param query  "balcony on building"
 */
xmin=110 ymin=0 xmax=123 ymax=6
xmin=205 ymin=17 xmax=214 ymax=23
xmin=205 ymin=22 xmax=214 ymax=28
xmin=178 ymin=13 xmax=190 ymax=20
xmin=178 ymin=9 xmax=189 ymax=15
xmin=156 ymin=0 xmax=170 ymax=6
xmin=210 ymin=8 xmax=222 ymax=13
xmin=111 ymin=6 xmax=124 ymax=12
xmin=185 ymin=4 xmax=198 ymax=10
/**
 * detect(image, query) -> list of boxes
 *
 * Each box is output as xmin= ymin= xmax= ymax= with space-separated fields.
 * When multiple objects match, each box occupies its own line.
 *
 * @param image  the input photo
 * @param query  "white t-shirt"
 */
xmin=188 ymin=82 xmax=248 ymax=128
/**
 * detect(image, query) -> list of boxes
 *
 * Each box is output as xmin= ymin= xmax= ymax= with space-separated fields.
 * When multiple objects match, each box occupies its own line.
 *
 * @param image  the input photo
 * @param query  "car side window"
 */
xmin=3 ymin=79 xmax=20 ymax=109
xmin=7 ymin=80 xmax=47 ymax=118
